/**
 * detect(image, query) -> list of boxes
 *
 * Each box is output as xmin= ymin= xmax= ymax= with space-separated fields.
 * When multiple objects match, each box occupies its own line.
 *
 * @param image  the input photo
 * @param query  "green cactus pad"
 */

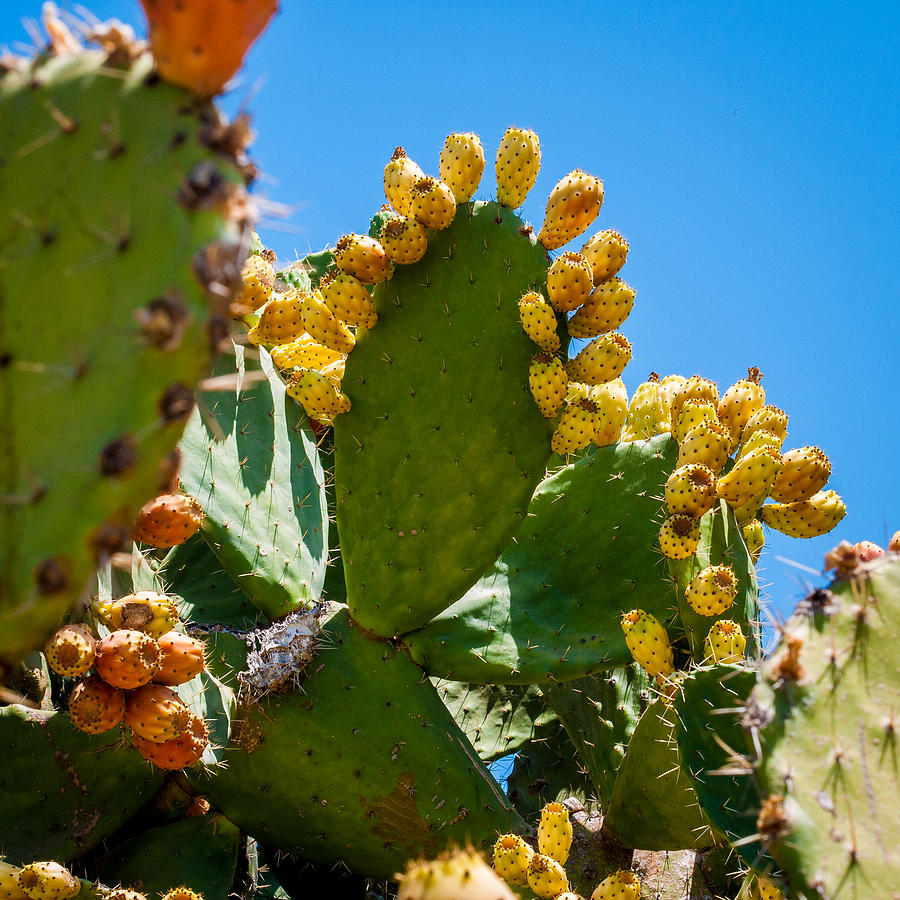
xmin=333 ymin=201 xmax=555 ymax=637
xmin=0 ymin=705 xmax=164 ymax=863
xmin=179 ymin=345 xmax=328 ymax=620
xmin=192 ymin=606 xmax=524 ymax=879
xmin=403 ymin=435 xmax=678 ymax=683
xmin=0 ymin=45 xmax=248 ymax=672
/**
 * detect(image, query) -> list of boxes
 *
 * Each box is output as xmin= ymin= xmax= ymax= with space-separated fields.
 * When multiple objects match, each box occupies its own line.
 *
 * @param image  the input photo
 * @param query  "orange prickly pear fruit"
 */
xmin=439 ymin=132 xmax=485 ymax=202
xmin=68 ymin=675 xmax=126 ymax=734
xmin=132 ymin=713 xmax=209 ymax=769
xmin=551 ymin=399 xmax=599 ymax=455
xmin=704 ymin=620 xmax=746 ymax=664
xmin=155 ymin=632 xmax=206 ymax=685
xmin=44 ymin=624 xmax=95 ymax=677
xmin=742 ymin=519 xmax=765 ymax=561
xmin=620 ymin=373 xmax=665 ymax=442
xmin=669 ymin=376 xmax=719 ymax=434
xmin=677 ymin=419 xmax=732 ymax=473
xmin=567 ymin=278 xmax=636 ymax=337
xmin=673 ymin=399 xmax=718 ymax=444
xmin=546 ymin=252 xmax=594 ymax=313
xmin=565 ymin=332 xmax=632 ymax=385
xmin=537 ymin=169 xmax=604 ymax=250
xmin=717 ymin=446 xmax=783 ymax=507
xmin=496 ymin=126 xmax=541 ymax=208
xmin=232 ymin=250 xmax=276 ymax=317
xmin=761 ymin=490 xmax=846 ymax=538
xmin=580 ymin=229 xmax=630 ymax=284
xmin=665 ymin=464 xmax=718 ymax=517
xmin=621 ymin=609 xmax=674 ymax=679
xmin=741 ymin=405 xmax=788 ymax=446
xmin=717 ymin=366 xmax=765 ymax=444
xmin=384 ymin=147 xmax=426 ymax=216
xmin=736 ymin=428 xmax=783 ymax=460
xmin=591 ymin=869 xmax=641 ymax=900
xmin=526 ymin=854 xmax=569 ymax=899
xmin=398 ymin=847 xmax=517 ymax=900
xmin=132 ymin=493 xmax=204 ymax=548
xmin=253 ymin=291 xmax=306 ymax=345
xmin=94 ymin=629 xmax=161 ymax=690
xmin=269 ymin=334 xmax=343 ymax=373
xmin=529 ymin=352 xmax=568 ymax=418
xmin=380 ymin=214 xmax=428 ymax=265
xmin=101 ymin=591 xmax=179 ymax=637
xmin=492 ymin=834 xmax=534 ymax=886
xmin=319 ymin=271 xmax=378 ymax=330
xmin=299 ymin=291 xmax=356 ymax=355
xmin=409 ymin=177 xmax=457 ymax=231
xmin=285 ymin=368 xmax=352 ymax=425
xmin=537 ymin=801 xmax=573 ymax=865
xmin=518 ymin=291 xmax=560 ymax=352
xmin=588 ymin=378 xmax=628 ymax=446
xmin=685 ymin=565 xmax=738 ymax=616
xmin=769 ymin=446 xmax=831 ymax=503
xmin=125 ymin=683 xmax=191 ymax=743
xmin=16 ymin=863 xmax=80 ymax=900
xmin=659 ymin=514 xmax=701 ymax=560
xmin=334 ymin=234 xmax=394 ymax=285
xmin=889 ymin=531 xmax=900 ymax=552
xmin=139 ymin=0 xmax=277 ymax=98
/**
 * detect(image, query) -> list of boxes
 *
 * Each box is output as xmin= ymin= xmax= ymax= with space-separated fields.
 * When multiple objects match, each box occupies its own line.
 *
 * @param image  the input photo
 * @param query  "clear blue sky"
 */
xmin=4 ymin=1 xmax=898 ymax=638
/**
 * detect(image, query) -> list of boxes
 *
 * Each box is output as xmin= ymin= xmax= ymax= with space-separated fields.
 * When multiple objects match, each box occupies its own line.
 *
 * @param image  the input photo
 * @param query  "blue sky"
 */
xmin=4 ymin=1 xmax=898 ymax=637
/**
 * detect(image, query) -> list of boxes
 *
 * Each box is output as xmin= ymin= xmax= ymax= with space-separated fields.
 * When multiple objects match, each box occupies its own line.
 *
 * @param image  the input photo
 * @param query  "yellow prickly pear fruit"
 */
xmin=761 ymin=490 xmax=846 ymax=538
xmin=657 ymin=374 xmax=687 ymax=432
xmin=621 ymin=609 xmax=674 ymax=679
xmin=0 ymin=862 xmax=29 ymax=900
xmin=537 ymin=801 xmax=573 ymax=865
xmin=673 ymin=399 xmax=718 ymax=444
xmin=717 ymin=366 xmax=765 ymax=444
xmin=495 ymin=126 xmax=541 ymax=208
xmin=254 ymin=291 xmax=307 ymax=345
xmin=556 ymin=894 xmax=585 ymax=900
xmin=517 ymin=291 xmax=560 ymax=352
xmin=741 ymin=405 xmax=788 ymax=446
xmin=580 ymin=229 xmax=629 ymax=284
xmin=44 ymin=623 xmax=96 ymax=677
xmin=552 ymin=399 xmax=600 ymax=454
xmin=730 ymin=491 xmax=768 ymax=527
xmin=591 ymin=869 xmax=641 ymax=900
xmin=159 ymin=889 xmax=203 ymax=900
xmin=319 ymin=270 xmax=377 ymax=330
xmin=588 ymin=378 xmax=628 ymax=447
xmin=565 ymin=332 xmax=632 ymax=385
xmin=529 ymin=352 xmax=568 ymax=418
xmin=492 ymin=834 xmax=534 ymax=886
xmin=742 ymin=519 xmax=765 ymax=561
xmin=397 ymin=847 xmax=517 ymax=900
xmin=334 ymin=233 xmax=394 ymax=285
xmin=232 ymin=250 xmax=276 ymax=317
xmin=384 ymin=146 xmax=426 ymax=216
xmin=676 ymin=419 xmax=732 ymax=473
xmin=659 ymin=514 xmax=701 ymax=560
xmin=753 ymin=875 xmax=785 ymax=900
xmin=105 ymin=591 xmax=179 ymax=637
xmin=669 ymin=376 xmax=719 ymax=434
xmin=299 ymin=291 xmax=356 ymax=355
xmin=16 ymin=864 xmax=79 ymax=900
xmin=285 ymin=368 xmax=352 ymax=425
xmin=736 ymin=429 xmax=783 ymax=460
xmin=546 ymin=252 xmax=594 ymax=313
xmin=410 ymin=177 xmax=457 ymax=231
xmin=319 ymin=356 xmax=346 ymax=382
xmin=665 ymin=463 xmax=718 ymax=518
xmin=526 ymin=854 xmax=569 ymax=899
xmin=439 ymin=132 xmax=485 ymax=202
xmin=769 ymin=446 xmax=831 ymax=503
xmin=269 ymin=334 xmax=343 ymax=373
xmin=717 ymin=446 xmax=783 ymax=507
xmin=567 ymin=278 xmax=636 ymax=337
xmin=620 ymin=373 xmax=666 ymax=442
xmin=685 ymin=565 xmax=737 ymax=616
xmin=704 ymin=620 xmax=746 ymax=664
xmin=380 ymin=214 xmax=428 ymax=265
xmin=537 ymin=169 xmax=604 ymax=250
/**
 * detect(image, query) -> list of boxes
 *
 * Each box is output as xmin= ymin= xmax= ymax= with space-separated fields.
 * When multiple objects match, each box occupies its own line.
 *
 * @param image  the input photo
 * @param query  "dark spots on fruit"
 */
xmin=159 ymin=383 xmax=195 ymax=424
xmin=135 ymin=293 xmax=190 ymax=351
xmin=99 ymin=434 xmax=137 ymax=477
xmin=35 ymin=556 xmax=70 ymax=595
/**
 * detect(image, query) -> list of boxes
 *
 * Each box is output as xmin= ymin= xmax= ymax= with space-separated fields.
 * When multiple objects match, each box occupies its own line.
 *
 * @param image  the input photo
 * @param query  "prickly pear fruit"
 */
xmin=492 ymin=834 xmax=534 ymax=886
xmin=254 ymin=291 xmax=306 ymax=345
xmin=565 ymin=332 xmax=631 ymax=385
xmin=537 ymin=169 xmax=604 ymax=250
xmin=704 ymin=619 xmax=746 ymax=664
xmin=139 ymin=0 xmax=277 ymax=98
xmin=620 ymin=373 xmax=665 ymax=442
xmin=580 ymin=229 xmax=630 ymax=283
xmin=552 ymin=399 xmax=599 ymax=454
xmin=590 ymin=870 xmax=641 ymax=900
xmin=398 ymin=847 xmax=517 ymax=900
xmin=657 ymin=374 xmax=687 ymax=430
xmin=855 ymin=540 xmax=884 ymax=561
xmin=284 ymin=369 xmax=352 ymax=424
xmin=384 ymin=147 xmax=426 ymax=216
xmin=105 ymin=891 xmax=148 ymax=900
xmin=742 ymin=519 xmax=765 ymax=561
xmin=736 ymin=428 xmax=783 ymax=460
xmin=761 ymin=490 xmax=847 ymax=538
xmin=658 ymin=514 xmax=701 ymax=560
xmin=621 ymin=609 xmax=675 ymax=679
xmin=495 ymin=126 xmax=541 ymax=208
xmin=529 ymin=353 xmax=568 ymax=418
xmin=717 ymin=446 xmax=783 ymax=507
xmin=0 ymin=862 xmax=28 ymax=900
xmin=741 ymin=405 xmax=788 ymax=446
xmin=269 ymin=335 xmax=343 ymax=372
xmin=669 ymin=376 xmax=719 ymax=433
xmin=526 ymin=854 xmax=569 ymax=899
xmin=94 ymin=629 xmax=159 ymax=689
xmin=588 ymin=378 xmax=628 ymax=447
xmin=124 ymin=683 xmax=191 ymax=743
xmin=101 ymin=591 xmax=179 ymax=637
xmin=132 ymin=712 xmax=208 ymax=769
xmin=567 ymin=278 xmax=636 ymax=337
xmin=439 ymin=132 xmax=485 ymax=202
xmin=160 ymin=889 xmax=203 ymax=900
xmin=752 ymin=876 xmax=785 ymax=900
xmin=676 ymin=419 xmax=732 ymax=473
xmin=380 ymin=215 xmax=428 ymax=265
xmin=769 ymin=446 xmax=831 ymax=503
xmin=44 ymin=623 xmax=96 ymax=677
xmin=16 ymin=862 xmax=79 ymax=900
xmin=673 ymin=399 xmax=718 ymax=445
xmin=334 ymin=234 xmax=395 ymax=285
xmin=546 ymin=252 xmax=594 ymax=313
xmin=68 ymin=675 xmax=126 ymax=734
xmin=556 ymin=894 xmax=585 ymax=900
xmin=685 ymin=565 xmax=737 ymax=616
xmin=319 ymin=271 xmax=378 ymax=330
xmin=154 ymin=632 xmax=206 ymax=685
xmin=518 ymin=291 xmax=560 ymax=352
xmin=409 ymin=177 xmax=457 ymax=231
xmin=537 ymin=801 xmax=573 ymax=865
xmin=717 ymin=366 xmax=765 ymax=444
xmin=665 ymin=464 xmax=718 ymax=518
xmin=889 ymin=531 xmax=900 ymax=552
xmin=233 ymin=251 xmax=276 ymax=317
xmin=299 ymin=291 xmax=356 ymax=354
xmin=132 ymin=493 xmax=204 ymax=548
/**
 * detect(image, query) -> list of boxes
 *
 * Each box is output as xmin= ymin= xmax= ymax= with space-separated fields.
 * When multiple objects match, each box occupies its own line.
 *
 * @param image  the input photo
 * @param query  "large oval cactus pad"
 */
xmin=333 ymin=201 xmax=554 ymax=637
